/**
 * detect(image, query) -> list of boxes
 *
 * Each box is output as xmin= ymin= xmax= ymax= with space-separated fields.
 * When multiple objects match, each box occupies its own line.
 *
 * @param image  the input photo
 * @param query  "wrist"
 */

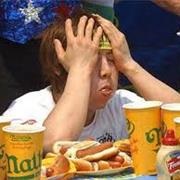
xmin=120 ymin=60 xmax=139 ymax=77
xmin=69 ymin=66 xmax=92 ymax=80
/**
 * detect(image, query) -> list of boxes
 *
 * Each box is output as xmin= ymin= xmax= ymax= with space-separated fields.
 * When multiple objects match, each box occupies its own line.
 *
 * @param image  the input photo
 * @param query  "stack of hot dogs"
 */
xmin=43 ymin=140 xmax=131 ymax=178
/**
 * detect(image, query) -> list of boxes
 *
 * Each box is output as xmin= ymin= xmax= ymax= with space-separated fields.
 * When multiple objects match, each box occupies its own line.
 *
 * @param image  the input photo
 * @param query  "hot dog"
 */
xmin=53 ymin=140 xmax=99 ymax=157
xmin=109 ymin=155 xmax=125 ymax=164
xmin=113 ymin=139 xmax=130 ymax=154
xmin=71 ymin=159 xmax=124 ymax=171
xmin=98 ymin=160 xmax=111 ymax=170
xmin=53 ymin=141 xmax=80 ymax=154
xmin=108 ymin=161 xmax=122 ymax=168
xmin=76 ymin=142 xmax=113 ymax=158
xmin=64 ymin=141 xmax=119 ymax=162
xmin=71 ymin=159 xmax=93 ymax=171
xmin=46 ymin=155 xmax=70 ymax=177
xmin=82 ymin=146 xmax=119 ymax=162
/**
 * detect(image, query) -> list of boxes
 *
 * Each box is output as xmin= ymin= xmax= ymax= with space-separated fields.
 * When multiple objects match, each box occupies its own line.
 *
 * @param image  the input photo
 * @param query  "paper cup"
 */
xmin=161 ymin=103 xmax=180 ymax=136
xmin=3 ymin=124 xmax=45 ymax=180
xmin=0 ymin=116 xmax=11 ymax=180
xmin=174 ymin=117 xmax=180 ymax=140
xmin=123 ymin=101 xmax=162 ymax=175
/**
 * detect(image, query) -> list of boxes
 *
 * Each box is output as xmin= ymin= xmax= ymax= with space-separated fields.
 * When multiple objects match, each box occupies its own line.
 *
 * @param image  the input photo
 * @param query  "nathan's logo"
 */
xmin=6 ymin=151 xmax=42 ymax=174
xmin=145 ymin=128 xmax=161 ymax=152
xmin=161 ymin=121 xmax=167 ymax=137
xmin=10 ymin=135 xmax=32 ymax=142
xmin=126 ymin=119 xmax=135 ymax=138
xmin=0 ymin=144 xmax=5 ymax=160
xmin=0 ymin=144 xmax=6 ymax=170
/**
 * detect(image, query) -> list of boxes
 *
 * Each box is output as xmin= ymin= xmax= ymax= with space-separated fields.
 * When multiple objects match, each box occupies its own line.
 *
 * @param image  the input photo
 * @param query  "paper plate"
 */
xmin=46 ymin=172 xmax=75 ymax=180
xmin=75 ymin=166 xmax=132 ymax=176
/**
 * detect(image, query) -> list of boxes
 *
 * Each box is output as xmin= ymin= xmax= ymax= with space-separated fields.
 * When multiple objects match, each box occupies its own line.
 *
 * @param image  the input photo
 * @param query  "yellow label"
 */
xmin=0 ymin=122 xmax=10 ymax=180
xmin=4 ymin=131 xmax=44 ymax=180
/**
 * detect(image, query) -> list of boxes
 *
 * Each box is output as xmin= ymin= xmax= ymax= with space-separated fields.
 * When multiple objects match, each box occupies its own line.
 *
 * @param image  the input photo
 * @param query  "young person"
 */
xmin=3 ymin=9 xmax=180 ymax=153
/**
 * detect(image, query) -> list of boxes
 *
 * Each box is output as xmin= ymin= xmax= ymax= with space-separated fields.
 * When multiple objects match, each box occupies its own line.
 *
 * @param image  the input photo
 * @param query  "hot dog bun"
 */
xmin=71 ymin=159 xmax=93 ymax=171
xmin=98 ymin=160 xmax=111 ymax=170
xmin=82 ymin=146 xmax=119 ymax=162
xmin=53 ymin=141 xmax=80 ymax=154
xmin=53 ymin=140 xmax=99 ymax=155
xmin=113 ymin=139 xmax=130 ymax=154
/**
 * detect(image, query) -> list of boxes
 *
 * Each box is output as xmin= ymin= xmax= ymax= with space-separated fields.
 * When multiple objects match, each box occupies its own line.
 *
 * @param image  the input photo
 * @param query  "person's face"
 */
xmin=89 ymin=50 xmax=119 ymax=111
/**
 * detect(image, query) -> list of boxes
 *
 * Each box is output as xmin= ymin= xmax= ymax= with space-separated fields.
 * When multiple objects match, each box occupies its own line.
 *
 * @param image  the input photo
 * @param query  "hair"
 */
xmin=40 ymin=7 xmax=100 ymax=94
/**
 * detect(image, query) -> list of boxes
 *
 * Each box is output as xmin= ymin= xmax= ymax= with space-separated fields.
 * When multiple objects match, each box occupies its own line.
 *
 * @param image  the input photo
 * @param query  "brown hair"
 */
xmin=40 ymin=7 xmax=100 ymax=93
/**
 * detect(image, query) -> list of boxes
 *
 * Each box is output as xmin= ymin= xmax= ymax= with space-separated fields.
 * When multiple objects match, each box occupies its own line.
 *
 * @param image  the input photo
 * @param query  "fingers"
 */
xmin=93 ymin=26 xmax=103 ymax=45
xmin=65 ymin=19 xmax=74 ymax=43
xmin=77 ymin=16 xmax=88 ymax=37
xmin=94 ymin=14 xmax=121 ymax=45
xmin=54 ymin=39 xmax=65 ymax=62
xmin=85 ymin=18 xmax=95 ymax=40
xmin=65 ymin=15 xmax=102 ymax=49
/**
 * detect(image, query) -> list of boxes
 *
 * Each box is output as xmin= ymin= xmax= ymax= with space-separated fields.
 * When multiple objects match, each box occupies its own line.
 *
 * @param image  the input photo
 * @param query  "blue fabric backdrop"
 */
xmin=114 ymin=1 xmax=180 ymax=90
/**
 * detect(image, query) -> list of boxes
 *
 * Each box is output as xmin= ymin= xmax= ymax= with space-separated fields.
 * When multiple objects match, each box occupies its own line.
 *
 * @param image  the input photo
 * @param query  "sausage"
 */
xmin=109 ymin=155 xmax=124 ymax=164
xmin=59 ymin=145 xmax=68 ymax=155
xmin=47 ymin=155 xmax=70 ymax=177
xmin=46 ymin=167 xmax=54 ymax=177
xmin=76 ymin=142 xmax=113 ymax=158
xmin=108 ymin=161 xmax=122 ymax=168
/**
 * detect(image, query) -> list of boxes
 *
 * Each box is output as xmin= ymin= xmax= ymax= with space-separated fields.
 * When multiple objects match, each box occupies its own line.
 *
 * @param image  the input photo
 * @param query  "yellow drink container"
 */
xmin=161 ymin=103 xmax=180 ymax=136
xmin=123 ymin=101 xmax=162 ymax=175
xmin=174 ymin=117 xmax=180 ymax=140
xmin=0 ymin=116 xmax=10 ymax=180
xmin=3 ymin=125 xmax=45 ymax=180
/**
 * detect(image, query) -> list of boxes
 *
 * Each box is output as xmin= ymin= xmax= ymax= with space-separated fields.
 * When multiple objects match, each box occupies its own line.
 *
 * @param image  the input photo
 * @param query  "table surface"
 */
xmin=74 ymin=175 xmax=156 ymax=180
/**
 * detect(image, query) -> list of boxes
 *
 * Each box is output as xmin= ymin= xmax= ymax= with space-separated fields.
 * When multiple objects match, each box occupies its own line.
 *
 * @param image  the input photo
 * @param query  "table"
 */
xmin=74 ymin=175 xmax=156 ymax=180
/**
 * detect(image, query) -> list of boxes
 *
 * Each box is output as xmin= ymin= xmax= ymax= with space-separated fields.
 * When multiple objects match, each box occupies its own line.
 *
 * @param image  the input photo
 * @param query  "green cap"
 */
xmin=82 ymin=1 xmax=115 ymax=22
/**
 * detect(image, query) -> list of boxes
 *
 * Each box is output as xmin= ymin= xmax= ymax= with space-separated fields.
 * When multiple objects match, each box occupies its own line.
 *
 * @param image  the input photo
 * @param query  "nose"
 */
xmin=99 ymin=55 xmax=112 ymax=78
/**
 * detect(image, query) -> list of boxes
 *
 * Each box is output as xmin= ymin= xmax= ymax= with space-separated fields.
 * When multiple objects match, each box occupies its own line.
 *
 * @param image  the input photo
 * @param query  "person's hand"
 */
xmin=54 ymin=16 xmax=102 ymax=73
xmin=94 ymin=14 xmax=134 ymax=74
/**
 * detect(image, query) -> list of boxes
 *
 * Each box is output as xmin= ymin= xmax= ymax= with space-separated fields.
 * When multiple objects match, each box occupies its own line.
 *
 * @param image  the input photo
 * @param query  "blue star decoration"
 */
xmin=0 ymin=0 xmax=80 ymax=44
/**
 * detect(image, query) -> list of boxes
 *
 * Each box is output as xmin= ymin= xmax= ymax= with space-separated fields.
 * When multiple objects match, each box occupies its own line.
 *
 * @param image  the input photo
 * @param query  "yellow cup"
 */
xmin=3 ymin=124 xmax=45 ymax=180
xmin=123 ymin=101 xmax=162 ymax=175
xmin=0 ymin=116 xmax=10 ymax=180
xmin=161 ymin=103 xmax=180 ymax=136
xmin=174 ymin=117 xmax=180 ymax=140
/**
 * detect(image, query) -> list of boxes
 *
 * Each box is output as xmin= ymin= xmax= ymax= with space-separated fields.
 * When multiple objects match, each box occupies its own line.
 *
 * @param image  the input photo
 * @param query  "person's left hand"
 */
xmin=54 ymin=16 xmax=103 ymax=74
xmin=94 ymin=14 xmax=133 ymax=74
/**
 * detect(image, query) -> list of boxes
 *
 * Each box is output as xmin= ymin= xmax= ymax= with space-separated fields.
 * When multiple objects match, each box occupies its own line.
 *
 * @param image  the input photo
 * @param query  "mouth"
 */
xmin=99 ymin=86 xmax=113 ymax=97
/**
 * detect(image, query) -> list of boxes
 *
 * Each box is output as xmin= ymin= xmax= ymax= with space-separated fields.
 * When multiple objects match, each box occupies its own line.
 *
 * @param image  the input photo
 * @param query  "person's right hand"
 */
xmin=54 ymin=16 xmax=103 ymax=73
xmin=94 ymin=14 xmax=134 ymax=74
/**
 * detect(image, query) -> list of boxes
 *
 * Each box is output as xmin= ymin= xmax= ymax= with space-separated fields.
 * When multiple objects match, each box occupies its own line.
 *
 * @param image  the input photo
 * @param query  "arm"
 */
xmin=43 ymin=17 xmax=102 ymax=153
xmin=95 ymin=15 xmax=180 ymax=102
xmin=152 ymin=0 xmax=180 ymax=16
